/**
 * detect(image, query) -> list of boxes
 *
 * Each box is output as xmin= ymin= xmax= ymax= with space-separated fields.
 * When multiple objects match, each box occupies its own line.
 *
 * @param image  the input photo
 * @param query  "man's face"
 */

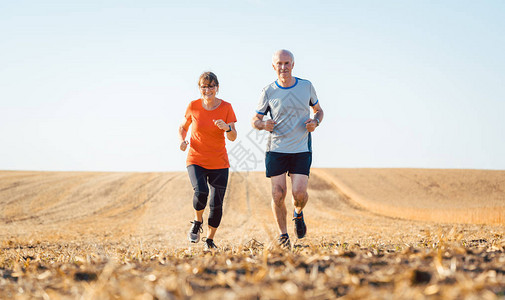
xmin=272 ymin=52 xmax=294 ymax=80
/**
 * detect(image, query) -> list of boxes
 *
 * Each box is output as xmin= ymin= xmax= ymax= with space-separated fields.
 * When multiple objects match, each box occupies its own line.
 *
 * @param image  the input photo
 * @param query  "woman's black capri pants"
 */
xmin=187 ymin=164 xmax=229 ymax=228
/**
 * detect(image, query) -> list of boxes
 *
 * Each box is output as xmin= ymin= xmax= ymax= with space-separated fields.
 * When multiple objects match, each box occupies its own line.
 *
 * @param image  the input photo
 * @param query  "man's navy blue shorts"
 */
xmin=265 ymin=152 xmax=312 ymax=178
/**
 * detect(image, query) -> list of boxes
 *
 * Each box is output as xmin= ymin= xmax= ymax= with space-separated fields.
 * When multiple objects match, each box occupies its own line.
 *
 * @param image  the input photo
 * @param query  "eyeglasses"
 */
xmin=200 ymin=85 xmax=217 ymax=90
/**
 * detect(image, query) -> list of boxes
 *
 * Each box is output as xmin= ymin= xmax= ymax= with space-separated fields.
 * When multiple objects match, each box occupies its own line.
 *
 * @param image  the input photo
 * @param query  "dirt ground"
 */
xmin=1 ymin=168 xmax=505 ymax=299
xmin=318 ymin=168 xmax=505 ymax=225
xmin=1 ymin=168 xmax=503 ymax=246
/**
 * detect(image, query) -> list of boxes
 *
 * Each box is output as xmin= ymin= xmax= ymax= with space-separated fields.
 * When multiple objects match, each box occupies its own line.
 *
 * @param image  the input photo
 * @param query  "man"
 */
xmin=251 ymin=49 xmax=324 ymax=248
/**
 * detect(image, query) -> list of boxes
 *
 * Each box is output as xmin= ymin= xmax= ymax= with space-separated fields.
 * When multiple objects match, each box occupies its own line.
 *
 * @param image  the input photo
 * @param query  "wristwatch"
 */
xmin=315 ymin=118 xmax=320 ymax=127
xmin=226 ymin=125 xmax=232 ymax=132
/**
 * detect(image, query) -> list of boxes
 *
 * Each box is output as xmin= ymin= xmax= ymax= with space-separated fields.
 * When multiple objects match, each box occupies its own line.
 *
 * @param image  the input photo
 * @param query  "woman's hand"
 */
xmin=213 ymin=119 xmax=230 ymax=131
xmin=180 ymin=140 xmax=189 ymax=151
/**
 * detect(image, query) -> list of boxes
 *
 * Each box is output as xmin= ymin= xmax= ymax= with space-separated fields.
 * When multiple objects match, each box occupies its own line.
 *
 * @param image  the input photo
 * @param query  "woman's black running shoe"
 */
xmin=204 ymin=238 xmax=218 ymax=251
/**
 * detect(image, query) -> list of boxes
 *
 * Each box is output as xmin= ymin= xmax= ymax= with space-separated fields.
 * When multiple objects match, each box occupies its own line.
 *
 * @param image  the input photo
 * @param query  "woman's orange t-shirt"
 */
xmin=184 ymin=99 xmax=237 ymax=169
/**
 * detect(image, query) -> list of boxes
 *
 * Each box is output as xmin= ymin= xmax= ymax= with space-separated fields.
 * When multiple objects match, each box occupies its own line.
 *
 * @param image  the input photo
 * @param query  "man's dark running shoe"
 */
xmin=278 ymin=234 xmax=291 ymax=249
xmin=188 ymin=220 xmax=203 ymax=243
xmin=293 ymin=211 xmax=307 ymax=239
xmin=204 ymin=238 xmax=218 ymax=251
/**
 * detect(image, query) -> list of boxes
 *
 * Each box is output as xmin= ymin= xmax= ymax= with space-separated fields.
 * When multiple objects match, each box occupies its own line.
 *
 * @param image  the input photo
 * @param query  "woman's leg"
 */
xmin=187 ymin=165 xmax=210 ymax=243
xmin=187 ymin=165 xmax=210 ymax=222
xmin=194 ymin=209 xmax=204 ymax=223
xmin=206 ymin=168 xmax=229 ymax=239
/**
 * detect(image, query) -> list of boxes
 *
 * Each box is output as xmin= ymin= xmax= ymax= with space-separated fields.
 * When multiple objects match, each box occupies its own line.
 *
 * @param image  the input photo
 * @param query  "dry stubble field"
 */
xmin=1 ymin=168 xmax=505 ymax=299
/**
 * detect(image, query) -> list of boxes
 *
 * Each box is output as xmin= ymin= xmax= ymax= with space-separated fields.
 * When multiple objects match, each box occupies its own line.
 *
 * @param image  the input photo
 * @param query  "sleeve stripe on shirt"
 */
xmin=256 ymin=110 xmax=266 ymax=115
xmin=310 ymin=99 xmax=319 ymax=106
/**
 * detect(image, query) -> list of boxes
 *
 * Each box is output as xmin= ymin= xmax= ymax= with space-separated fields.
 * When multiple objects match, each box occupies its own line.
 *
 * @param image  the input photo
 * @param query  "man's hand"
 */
xmin=180 ymin=140 xmax=189 ymax=151
xmin=264 ymin=119 xmax=277 ymax=132
xmin=305 ymin=119 xmax=318 ymax=132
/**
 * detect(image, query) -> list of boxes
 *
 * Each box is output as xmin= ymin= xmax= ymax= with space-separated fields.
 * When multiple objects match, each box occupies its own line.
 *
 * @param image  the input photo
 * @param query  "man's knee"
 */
xmin=272 ymin=185 xmax=287 ymax=204
xmin=292 ymin=188 xmax=308 ymax=202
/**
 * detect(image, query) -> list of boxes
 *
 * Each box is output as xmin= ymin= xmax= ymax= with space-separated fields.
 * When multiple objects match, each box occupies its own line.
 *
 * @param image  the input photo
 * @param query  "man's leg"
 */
xmin=270 ymin=173 xmax=287 ymax=234
xmin=291 ymin=173 xmax=309 ymax=239
xmin=290 ymin=174 xmax=309 ymax=213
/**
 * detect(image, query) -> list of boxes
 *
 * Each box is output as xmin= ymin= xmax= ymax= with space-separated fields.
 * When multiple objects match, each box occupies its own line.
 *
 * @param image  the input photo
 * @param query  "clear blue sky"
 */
xmin=1 ymin=0 xmax=504 ymax=172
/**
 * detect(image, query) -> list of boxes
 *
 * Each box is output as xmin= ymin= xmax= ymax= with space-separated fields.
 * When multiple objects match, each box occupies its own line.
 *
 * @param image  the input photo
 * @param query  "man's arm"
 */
xmin=251 ymin=113 xmax=276 ymax=132
xmin=312 ymin=103 xmax=324 ymax=125
xmin=305 ymin=103 xmax=324 ymax=132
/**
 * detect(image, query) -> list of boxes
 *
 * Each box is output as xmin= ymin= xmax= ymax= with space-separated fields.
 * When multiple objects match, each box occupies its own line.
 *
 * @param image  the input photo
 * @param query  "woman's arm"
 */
xmin=179 ymin=118 xmax=191 ymax=151
xmin=213 ymin=120 xmax=237 ymax=141
xmin=225 ymin=122 xmax=237 ymax=141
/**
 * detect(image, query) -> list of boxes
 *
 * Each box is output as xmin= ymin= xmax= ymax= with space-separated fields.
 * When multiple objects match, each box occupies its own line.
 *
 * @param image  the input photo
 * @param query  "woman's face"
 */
xmin=199 ymin=80 xmax=218 ymax=101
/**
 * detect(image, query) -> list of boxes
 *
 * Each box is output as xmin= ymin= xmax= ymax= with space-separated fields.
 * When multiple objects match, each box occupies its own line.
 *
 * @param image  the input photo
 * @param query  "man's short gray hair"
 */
xmin=272 ymin=49 xmax=294 ymax=64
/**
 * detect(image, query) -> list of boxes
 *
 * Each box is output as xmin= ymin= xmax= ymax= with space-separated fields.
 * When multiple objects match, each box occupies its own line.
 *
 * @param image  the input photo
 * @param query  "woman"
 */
xmin=179 ymin=71 xmax=237 ymax=250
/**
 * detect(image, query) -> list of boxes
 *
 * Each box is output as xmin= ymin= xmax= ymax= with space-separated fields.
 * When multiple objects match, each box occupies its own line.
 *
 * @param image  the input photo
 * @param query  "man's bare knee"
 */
xmin=292 ymin=187 xmax=308 ymax=200
xmin=292 ymin=189 xmax=308 ymax=205
xmin=272 ymin=185 xmax=287 ymax=204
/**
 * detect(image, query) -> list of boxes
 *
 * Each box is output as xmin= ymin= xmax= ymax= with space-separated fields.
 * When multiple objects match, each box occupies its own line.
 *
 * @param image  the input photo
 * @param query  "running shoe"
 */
xmin=188 ymin=220 xmax=203 ymax=243
xmin=278 ymin=234 xmax=291 ymax=249
xmin=204 ymin=238 xmax=218 ymax=251
xmin=293 ymin=210 xmax=307 ymax=239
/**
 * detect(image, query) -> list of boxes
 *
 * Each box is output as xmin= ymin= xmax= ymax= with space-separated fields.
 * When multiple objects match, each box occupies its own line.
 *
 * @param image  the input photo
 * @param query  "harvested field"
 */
xmin=319 ymin=169 xmax=505 ymax=225
xmin=1 ymin=169 xmax=505 ymax=299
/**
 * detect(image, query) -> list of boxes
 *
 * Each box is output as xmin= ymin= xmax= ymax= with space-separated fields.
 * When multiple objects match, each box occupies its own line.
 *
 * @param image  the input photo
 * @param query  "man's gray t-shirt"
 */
xmin=256 ymin=77 xmax=319 ymax=153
